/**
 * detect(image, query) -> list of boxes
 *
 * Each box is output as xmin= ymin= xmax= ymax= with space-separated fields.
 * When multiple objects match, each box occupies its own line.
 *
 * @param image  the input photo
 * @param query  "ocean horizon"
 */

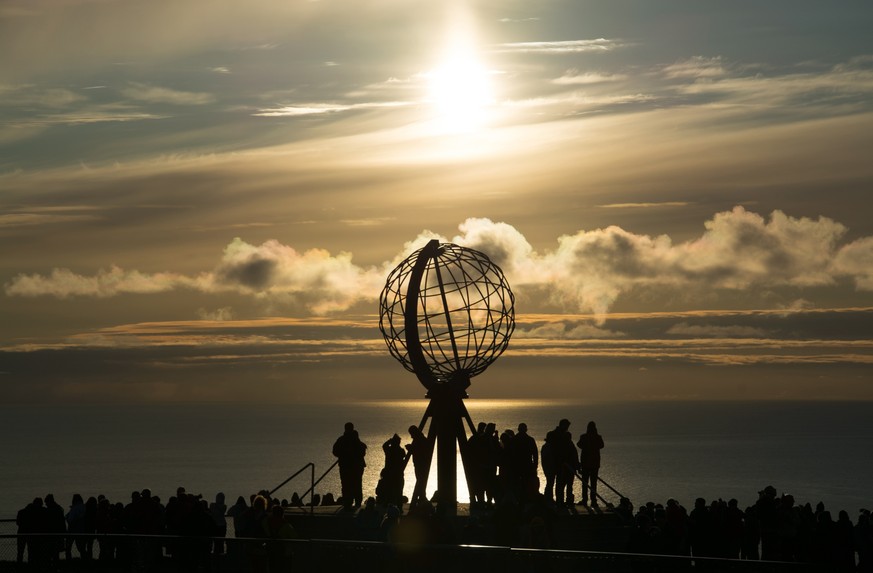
xmin=3 ymin=399 xmax=871 ymax=522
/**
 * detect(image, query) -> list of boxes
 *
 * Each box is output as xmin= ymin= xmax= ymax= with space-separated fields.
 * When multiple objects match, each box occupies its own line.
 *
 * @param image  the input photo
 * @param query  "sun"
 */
xmin=425 ymin=53 xmax=495 ymax=133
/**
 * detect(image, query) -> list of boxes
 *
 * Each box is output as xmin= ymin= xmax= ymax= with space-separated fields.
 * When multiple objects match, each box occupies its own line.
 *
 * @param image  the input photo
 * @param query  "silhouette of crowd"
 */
xmin=626 ymin=487 xmax=873 ymax=570
xmin=14 ymin=486 xmax=299 ymax=570
xmin=14 ymin=418 xmax=873 ymax=570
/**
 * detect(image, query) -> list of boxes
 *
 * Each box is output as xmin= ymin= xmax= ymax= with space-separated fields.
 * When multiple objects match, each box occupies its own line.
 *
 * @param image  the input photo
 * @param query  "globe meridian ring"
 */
xmin=378 ymin=242 xmax=515 ymax=391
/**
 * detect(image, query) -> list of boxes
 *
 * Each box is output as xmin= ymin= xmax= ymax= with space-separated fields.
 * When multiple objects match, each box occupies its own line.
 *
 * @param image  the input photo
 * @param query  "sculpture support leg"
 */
xmin=411 ymin=394 xmax=474 ymax=516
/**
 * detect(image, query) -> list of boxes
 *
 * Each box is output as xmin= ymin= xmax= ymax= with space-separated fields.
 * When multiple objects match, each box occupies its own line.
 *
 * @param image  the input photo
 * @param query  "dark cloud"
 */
xmin=216 ymin=255 xmax=277 ymax=290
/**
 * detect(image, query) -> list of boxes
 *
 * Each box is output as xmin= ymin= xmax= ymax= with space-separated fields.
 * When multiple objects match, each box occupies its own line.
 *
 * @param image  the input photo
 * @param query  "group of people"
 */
xmin=14 ymin=487 xmax=298 ymax=569
xmin=333 ymin=418 xmax=605 ymax=511
xmin=542 ymin=418 xmax=604 ymax=508
xmin=625 ymin=488 xmax=873 ymax=570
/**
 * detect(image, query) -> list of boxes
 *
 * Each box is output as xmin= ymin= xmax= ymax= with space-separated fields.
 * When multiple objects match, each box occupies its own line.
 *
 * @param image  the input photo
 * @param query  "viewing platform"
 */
xmin=282 ymin=501 xmax=632 ymax=553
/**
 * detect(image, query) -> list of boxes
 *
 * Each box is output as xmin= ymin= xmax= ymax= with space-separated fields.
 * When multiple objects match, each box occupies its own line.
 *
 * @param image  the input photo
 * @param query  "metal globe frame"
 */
xmin=378 ymin=239 xmax=515 ymax=511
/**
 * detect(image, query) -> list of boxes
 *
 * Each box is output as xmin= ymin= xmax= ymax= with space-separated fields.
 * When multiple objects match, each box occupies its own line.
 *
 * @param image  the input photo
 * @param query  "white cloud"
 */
xmin=6 ymin=208 xmax=873 ymax=319
xmin=12 ymin=110 xmax=164 ymax=127
xmin=450 ymin=217 xmax=535 ymax=277
xmin=672 ymin=59 xmax=873 ymax=112
xmin=207 ymin=237 xmax=387 ymax=313
xmin=449 ymin=208 xmax=858 ymax=319
xmin=4 ymin=266 xmax=198 ymax=298
xmin=552 ymin=70 xmax=628 ymax=85
xmin=253 ymin=101 xmax=407 ymax=117
xmin=663 ymin=56 xmax=728 ymax=79
xmin=121 ymin=82 xmax=215 ymax=105
xmin=254 ymin=104 xmax=351 ymax=117
xmin=832 ymin=236 xmax=873 ymax=290
xmin=494 ymin=38 xmax=628 ymax=54
xmin=515 ymin=322 xmax=624 ymax=339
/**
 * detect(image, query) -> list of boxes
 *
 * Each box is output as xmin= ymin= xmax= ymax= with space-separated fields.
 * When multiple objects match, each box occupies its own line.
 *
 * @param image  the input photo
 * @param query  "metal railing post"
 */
xmin=269 ymin=462 xmax=315 ymax=497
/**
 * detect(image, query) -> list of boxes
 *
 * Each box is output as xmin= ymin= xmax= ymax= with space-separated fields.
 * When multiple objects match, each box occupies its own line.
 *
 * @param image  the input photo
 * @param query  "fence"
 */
xmin=0 ymin=533 xmax=819 ymax=573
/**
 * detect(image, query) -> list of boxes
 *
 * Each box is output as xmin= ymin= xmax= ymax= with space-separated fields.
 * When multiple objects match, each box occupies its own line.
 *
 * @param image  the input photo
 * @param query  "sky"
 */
xmin=1 ymin=0 xmax=872 ymax=403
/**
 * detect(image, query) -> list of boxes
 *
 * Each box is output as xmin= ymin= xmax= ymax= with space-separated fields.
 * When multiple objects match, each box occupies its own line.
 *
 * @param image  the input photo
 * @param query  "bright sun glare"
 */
xmin=426 ymin=54 xmax=495 ymax=133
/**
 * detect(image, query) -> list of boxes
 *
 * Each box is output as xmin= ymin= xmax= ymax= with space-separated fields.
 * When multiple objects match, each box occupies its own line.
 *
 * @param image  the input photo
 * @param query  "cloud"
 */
xmin=197 ymin=307 xmax=234 ymax=321
xmin=515 ymin=322 xmax=625 ymax=339
xmin=10 ymin=109 xmax=164 ymax=127
xmin=832 ymin=236 xmax=873 ymax=290
xmin=552 ymin=70 xmax=628 ymax=85
xmin=663 ymin=56 xmax=728 ymax=79
xmin=494 ymin=38 xmax=629 ymax=54
xmin=121 ymin=82 xmax=215 ymax=105
xmin=450 ymin=217 xmax=535 ymax=277
xmin=671 ymin=59 xmax=873 ymax=113
xmin=4 ymin=266 xmax=198 ymax=298
xmin=0 ymin=84 xmax=86 ymax=108
xmin=253 ymin=101 xmax=407 ymax=117
xmin=0 ymin=212 xmax=100 ymax=227
xmin=449 ymin=208 xmax=857 ymax=318
xmin=208 ymin=237 xmax=387 ymax=313
xmin=597 ymin=202 xmax=690 ymax=209
xmin=339 ymin=217 xmax=395 ymax=227
xmin=665 ymin=323 xmax=770 ymax=338
xmin=5 ymin=208 xmax=873 ymax=319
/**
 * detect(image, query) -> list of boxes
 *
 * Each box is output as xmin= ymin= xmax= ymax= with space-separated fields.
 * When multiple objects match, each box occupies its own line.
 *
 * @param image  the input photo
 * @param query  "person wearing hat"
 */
xmin=755 ymin=485 xmax=779 ymax=560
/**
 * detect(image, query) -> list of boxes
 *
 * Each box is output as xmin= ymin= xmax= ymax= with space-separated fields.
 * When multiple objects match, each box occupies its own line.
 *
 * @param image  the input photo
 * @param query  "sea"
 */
xmin=2 ymin=400 xmax=871 ymax=525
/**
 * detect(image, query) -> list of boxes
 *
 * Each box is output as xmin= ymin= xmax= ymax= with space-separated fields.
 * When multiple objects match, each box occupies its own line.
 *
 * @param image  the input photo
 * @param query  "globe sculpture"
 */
xmin=379 ymin=239 xmax=515 ymax=510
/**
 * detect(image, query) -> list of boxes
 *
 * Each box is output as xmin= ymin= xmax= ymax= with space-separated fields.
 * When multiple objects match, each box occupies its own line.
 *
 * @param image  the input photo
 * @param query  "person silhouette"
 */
xmin=468 ymin=422 xmax=488 ymax=505
xmin=577 ymin=421 xmax=604 ymax=506
xmin=332 ymin=422 xmax=367 ymax=510
xmin=514 ymin=423 xmax=539 ymax=499
xmin=209 ymin=492 xmax=227 ymax=554
xmin=380 ymin=434 xmax=406 ymax=507
xmin=406 ymin=425 xmax=430 ymax=507
xmin=545 ymin=418 xmax=574 ymax=506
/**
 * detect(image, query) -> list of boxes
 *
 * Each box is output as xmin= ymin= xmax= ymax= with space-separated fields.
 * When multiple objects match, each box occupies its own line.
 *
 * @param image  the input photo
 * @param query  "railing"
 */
xmin=0 ymin=533 xmax=817 ymax=572
xmin=268 ymin=460 xmax=340 ymax=512
xmin=298 ymin=460 xmax=339 ymax=502
xmin=268 ymin=462 xmax=314 ymax=506
xmin=573 ymin=471 xmax=628 ymax=509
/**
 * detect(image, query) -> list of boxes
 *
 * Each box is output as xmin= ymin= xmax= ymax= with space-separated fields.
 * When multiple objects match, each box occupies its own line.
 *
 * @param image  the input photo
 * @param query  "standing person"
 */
xmin=332 ymin=422 xmax=368 ymax=510
xmin=514 ymin=423 xmax=539 ymax=499
xmin=577 ymin=421 xmax=604 ymax=506
xmin=209 ymin=492 xmax=228 ymax=555
xmin=406 ymin=425 xmax=430 ymax=507
xmin=43 ymin=494 xmax=66 ymax=564
xmin=227 ymin=496 xmax=248 ymax=537
xmin=546 ymin=419 xmax=574 ymax=506
xmin=483 ymin=423 xmax=500 ymax=504
xmin=380 ymin=434 xmax=406 ymax=507
xmin=467 ymin=422 xmax=487 ymax=505
xmin=66 ymin=494 xmax=87 ymax=560
xmin=541 ymin=438 xmax=556 ymax=502
xmin=17 ymin=498 xmax=43 ymax=564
